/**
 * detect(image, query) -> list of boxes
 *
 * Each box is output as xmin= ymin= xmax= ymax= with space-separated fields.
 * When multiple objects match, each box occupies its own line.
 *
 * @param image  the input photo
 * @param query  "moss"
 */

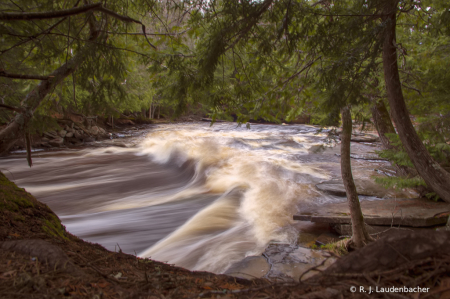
xmin=319 ymin=240 xmax=349 ymax=256
xmin=311 ymin=239 xmax=349 ymax=256
xmin=1 ymin=171 xmax=68 ymax=242
xmin=42 ymin=214 xmax=68 ymax=240
xmin=0 ymin=173 xmax=34 ymax=212
xmin=14 ymin=214 xmax=25 ymax=222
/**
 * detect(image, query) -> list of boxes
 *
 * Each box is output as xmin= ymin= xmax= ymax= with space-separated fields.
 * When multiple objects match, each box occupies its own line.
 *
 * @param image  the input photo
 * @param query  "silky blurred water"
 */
xmin=1 ymin=122 xmax=355 ymax=273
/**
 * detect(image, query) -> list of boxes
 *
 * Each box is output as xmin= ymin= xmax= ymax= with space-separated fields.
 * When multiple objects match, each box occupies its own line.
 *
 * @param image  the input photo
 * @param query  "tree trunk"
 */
xmin=0 ymin=13 xmax=101 ymax=155
xmin=382 ymin=2 xmax=450 ymax=202
xmin=152 ymin=104 xmax=157 ymax=119
xmin=157 ymin=104 xmax=160 ymax=119
xmin=371 ymin=99 xmax=411 ymax=177
xmin=0 ymin=42 xmax=98 ymax=155
xmin=341 ymin=106 xmax=372 ymax=248
xmin=149 ymin=103 xmax=152 ymax=119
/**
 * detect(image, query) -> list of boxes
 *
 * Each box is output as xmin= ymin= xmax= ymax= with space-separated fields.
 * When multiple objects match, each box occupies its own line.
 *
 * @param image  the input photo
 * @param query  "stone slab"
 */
xmin=294 ymin=198 xmax=450 ymax=227
xmin=224 ymin=256 xmax=269 ymax=280
xmin=331 ymin=223 xmax=446 ymax=236
xmin=315 ymin=178 xmax=416 ymax=199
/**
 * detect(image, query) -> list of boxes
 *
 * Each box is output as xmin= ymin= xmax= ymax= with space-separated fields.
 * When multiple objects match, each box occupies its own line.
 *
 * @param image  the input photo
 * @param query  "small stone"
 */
xmin=65 ymin=132 xmax=74 ymax=138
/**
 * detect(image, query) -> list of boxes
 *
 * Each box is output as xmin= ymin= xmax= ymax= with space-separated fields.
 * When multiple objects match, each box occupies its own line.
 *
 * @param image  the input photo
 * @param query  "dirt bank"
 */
xmin=1 ymin=172 xmax=450 ymax=298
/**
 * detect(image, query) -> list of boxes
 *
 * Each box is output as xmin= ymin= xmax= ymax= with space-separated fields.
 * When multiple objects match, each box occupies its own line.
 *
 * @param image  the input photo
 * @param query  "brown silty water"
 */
xmin=0 ymin=122 xmax=414 ymax=274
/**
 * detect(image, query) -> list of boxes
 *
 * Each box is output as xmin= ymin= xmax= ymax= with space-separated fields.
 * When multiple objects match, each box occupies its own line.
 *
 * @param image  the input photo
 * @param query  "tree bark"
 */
xmin=382 ymin=2 xmax=450 ymax=202
xmin=371 ymin=99 xmax=411 ymax=177
xmin=0 ymin=12 xmax=102 ymax=155
xmin=341 ymin=106 xmax=372 ymax=248
xmin=0 ymin=42 xmax=99 ymax=155
xmin=149 ymin=103 xmax=153 ymax=119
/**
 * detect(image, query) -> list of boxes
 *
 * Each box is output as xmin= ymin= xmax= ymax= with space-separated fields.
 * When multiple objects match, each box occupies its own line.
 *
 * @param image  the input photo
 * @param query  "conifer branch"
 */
xmin=0 ymin=2 xmax=157 ymax=50
xmin=0 ymin=71 xmax=51 ymax=80
xmin=103 ymin=29 xmax=189 ymax=36
xmin=0 ymin=3 xmax=102 ymax=20
xmin=0 ymin=104 xmax=25 ymax=113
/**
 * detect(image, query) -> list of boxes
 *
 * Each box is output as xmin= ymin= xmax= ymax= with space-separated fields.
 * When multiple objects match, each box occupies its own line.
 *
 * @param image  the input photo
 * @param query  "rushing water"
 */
xmin=1 ymin=122 xmax=370 ymax=273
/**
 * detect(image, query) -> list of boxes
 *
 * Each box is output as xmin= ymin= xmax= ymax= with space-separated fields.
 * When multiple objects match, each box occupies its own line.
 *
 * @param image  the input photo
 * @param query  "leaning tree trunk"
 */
xmin=0 ymin=18 xmax=101 ymax=155
xmin=382 ymin=2 xmax=450 ymax=202
xmin=341 ymin=106 xmax=373 ymax=248
xmin=371 ymin=99 xmax=411 ymax=177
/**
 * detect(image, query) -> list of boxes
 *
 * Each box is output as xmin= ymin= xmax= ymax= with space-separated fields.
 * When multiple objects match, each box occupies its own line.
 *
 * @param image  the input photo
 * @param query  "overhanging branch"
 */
xmin=0 ymin=2 xmax=157 ymax=50
xmin=0 ymin=104 xmax=25 ymax=113
xmin=0 ymin=3 xmax=102 ymax=20
xmin=0 ymin=71 xmax=51 ymax=80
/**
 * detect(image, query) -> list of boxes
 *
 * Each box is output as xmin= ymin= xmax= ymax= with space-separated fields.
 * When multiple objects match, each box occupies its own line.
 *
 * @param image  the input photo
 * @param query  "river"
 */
xmin=0 ymin=122 xmax=389 ymax=273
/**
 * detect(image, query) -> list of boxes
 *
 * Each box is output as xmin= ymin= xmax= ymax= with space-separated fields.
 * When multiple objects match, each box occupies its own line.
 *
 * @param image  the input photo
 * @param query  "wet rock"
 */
xmin=116 ymin=118 xmax=135 ymax=125
xmin=224 ymin=256 xmax=270 ymax=280
xmin=48 ymin=137 xmax=64 ymax=147
xmin=264 ymin=244 xmax=336 ymax=282
xmin=90 ymin=126 xmax=99 ymax=135
xmin=59 ymin=130 xmax=67 ymax=137
xmin=74 ymin=131 xmax=83 ymax=139
xmin=43 ymin=131 xmax=57 ymax=138
xmin=350 ymin=134 xmax=379 ymax=142
xmin=84 ymin=136 xmax=95 ymax=142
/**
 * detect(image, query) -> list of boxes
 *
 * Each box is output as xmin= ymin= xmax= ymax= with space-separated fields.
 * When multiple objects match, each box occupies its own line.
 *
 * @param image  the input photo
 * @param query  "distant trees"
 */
xmin=169 ymin=0 xmax=450 ymax=245
xmin=0 ymin=0 xmax=192 ymax=155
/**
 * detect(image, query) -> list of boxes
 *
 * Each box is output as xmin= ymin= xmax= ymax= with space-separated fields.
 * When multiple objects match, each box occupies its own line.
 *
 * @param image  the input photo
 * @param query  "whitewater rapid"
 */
xmin=1 ymin=122 xmax=347 ymax=273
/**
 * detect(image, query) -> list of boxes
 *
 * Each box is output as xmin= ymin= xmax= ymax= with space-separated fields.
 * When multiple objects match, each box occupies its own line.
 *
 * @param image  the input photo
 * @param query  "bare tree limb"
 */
xmin=401 ymin=83 xmax=422 ymax=96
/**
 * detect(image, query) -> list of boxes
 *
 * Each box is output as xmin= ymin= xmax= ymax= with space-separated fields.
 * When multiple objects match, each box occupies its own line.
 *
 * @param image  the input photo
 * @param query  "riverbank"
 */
xmin=2 ymin=172 xmax=450 ymax=298
xmin=3 ymin=121 xmax=448 ymax=283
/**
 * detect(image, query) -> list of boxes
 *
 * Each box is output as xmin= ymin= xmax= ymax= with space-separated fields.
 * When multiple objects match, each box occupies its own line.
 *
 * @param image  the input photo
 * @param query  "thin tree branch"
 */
xmin=401 ymin=83 xmax=422 ymax=96
xmin=0 ymin=103 xmax=25 ymax=113
xmin=103 ymin=29 xmax=189 ymax=36
xmin=0 ymin=71 xmax=51 ymax=80
xmin=0 ymin=2 xmax=157 ymax=49
xmin=0 ymin=2 xmax=102 ymax=20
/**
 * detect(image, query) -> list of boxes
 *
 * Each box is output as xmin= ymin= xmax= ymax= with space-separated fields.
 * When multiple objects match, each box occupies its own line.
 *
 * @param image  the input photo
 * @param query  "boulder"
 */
xmin=74 ymin=131 xmax=83 ymax=139
xmin=59 ymin=130 xmax=67 ymax=137
xmin=65 ymin=132 xmax=74 ymax=138
xmin=43 ymin=131 xmax=57 ymax=138
xmin=90 ymin=126 xmax=99 ymax=135
xmin=84 ymin=136 xmax=95 ymax=142
xmin=48 ymin=138 xmax=64 ymax=147
xmin=116 ymin=118 xmax=135 ymax=125
xmin=98 ymin=127 xmax=106 ymax=135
